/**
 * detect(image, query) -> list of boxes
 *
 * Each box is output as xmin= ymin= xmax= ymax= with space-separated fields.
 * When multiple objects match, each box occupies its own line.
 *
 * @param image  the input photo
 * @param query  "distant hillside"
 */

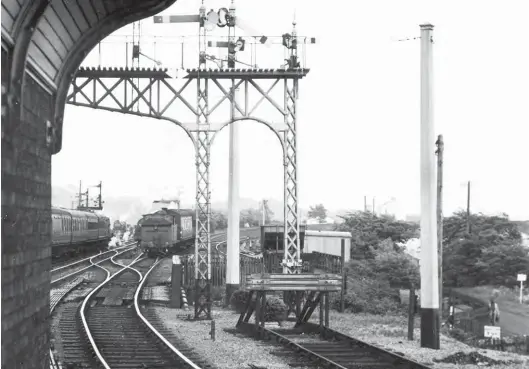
xmin=211 ymin=198 xmax=284 ymax=220
xmin=53 ymin=185 xmax=349 ymax=226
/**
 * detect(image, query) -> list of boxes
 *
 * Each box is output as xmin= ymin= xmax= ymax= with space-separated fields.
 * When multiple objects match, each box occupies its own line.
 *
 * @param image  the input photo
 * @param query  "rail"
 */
xmin=51 ymin=244 xmax=138 ymax=284
xmin=238 ymin=322 xmax=430 ymax=369
xmin=135 ymin=258 xmax=202 ymax=369
xmin=260 ymin=326 xmax=346 ymax=369
xmin=79 ymin=250 xmax=145 ymax=369
xmin=49 ymin=246 xmax=137 ymax=369
xmin=51 ymin=241 xmax=136 ymax=273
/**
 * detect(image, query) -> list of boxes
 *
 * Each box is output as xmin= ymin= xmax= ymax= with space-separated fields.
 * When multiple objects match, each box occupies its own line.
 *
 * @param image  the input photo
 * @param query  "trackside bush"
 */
xmin=211 ymin=286 xmax=226 ymax=302
xmin=230 ymin=290 xmax=254 ymax=313
xmin=263 ymin=297 xmax=288 ymax=323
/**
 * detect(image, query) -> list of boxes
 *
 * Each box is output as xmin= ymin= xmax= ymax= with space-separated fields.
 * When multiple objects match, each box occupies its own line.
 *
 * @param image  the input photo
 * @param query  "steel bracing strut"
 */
xmin=194 ymin=76 xmax=211 ymax=319
xmin=67 ymin=67 xmax=309 ymax=318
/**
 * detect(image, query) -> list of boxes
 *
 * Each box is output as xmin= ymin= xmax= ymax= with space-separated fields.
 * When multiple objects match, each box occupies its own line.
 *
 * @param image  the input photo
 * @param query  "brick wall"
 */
xmin=2 ymin=46 xmax=53 ymax=369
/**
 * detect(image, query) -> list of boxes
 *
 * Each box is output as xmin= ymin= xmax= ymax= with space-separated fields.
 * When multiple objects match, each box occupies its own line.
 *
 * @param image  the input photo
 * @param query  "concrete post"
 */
xmin=226 ymin=87 xmax=241 ymax=303
xmin=170 ymin=255 xmax=182 ymax=308
xmin=419 ymin=23 xmax=440 ymax=349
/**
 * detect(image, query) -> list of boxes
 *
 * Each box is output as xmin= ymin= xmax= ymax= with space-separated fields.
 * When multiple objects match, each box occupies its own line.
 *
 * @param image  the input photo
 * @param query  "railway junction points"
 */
xmin=47 ymin=237 xmax=529 ymax=369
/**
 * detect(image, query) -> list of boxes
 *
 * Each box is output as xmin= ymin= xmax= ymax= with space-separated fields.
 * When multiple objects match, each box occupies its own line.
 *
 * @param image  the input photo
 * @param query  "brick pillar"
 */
xmin=2 ymin=46 xmax=53 ymax=369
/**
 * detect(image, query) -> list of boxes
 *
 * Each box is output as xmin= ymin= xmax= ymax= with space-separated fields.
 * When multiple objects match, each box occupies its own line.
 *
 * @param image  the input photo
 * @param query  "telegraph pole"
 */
xmin=226 ymin=0 xmax=241 ymax=304
xmin=466 ymin=181 xmax=471 ymax=234
xmin=364 ymin=196 xmax=367 ymax=212
xmin=419 ymin=23 xmax=439 ymax=349
xmin=436 ymin=135 xmax=444 ymax=332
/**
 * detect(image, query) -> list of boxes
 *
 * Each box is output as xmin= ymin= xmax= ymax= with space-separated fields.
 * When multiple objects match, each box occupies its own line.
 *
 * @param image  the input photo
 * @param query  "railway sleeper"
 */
xmin=243 ymin=323 xmax=427 ymax=369
xmin=139 ymin=307 xmax=216 ymax=368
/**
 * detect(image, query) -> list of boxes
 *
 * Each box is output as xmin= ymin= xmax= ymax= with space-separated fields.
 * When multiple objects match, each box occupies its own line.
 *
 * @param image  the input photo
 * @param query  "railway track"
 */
xmin=51 ymin=241 xmax=137 ymax=284
xmin=81 ymin=255 xmax=201 ymax=368
xmin=237 ymin=322 xmax=431 ymax=369
xmin=214 ymin=227 xmax=261 ymax=257
xmin=50 ymin=247 xmax=141 ymax=368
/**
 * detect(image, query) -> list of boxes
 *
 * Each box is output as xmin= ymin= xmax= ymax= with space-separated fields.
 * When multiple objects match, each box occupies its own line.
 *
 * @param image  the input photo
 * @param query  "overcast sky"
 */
xmin=52 ymin=0 xmax=529 ymax=220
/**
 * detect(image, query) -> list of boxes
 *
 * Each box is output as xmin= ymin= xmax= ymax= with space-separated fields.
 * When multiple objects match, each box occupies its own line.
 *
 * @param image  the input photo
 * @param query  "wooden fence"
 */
xmin=309 ymin=251 xmax=343 ymax=274
xmin=446 ymin=289 xmax=529 ymax=355
xmin=182 ymin=250 xmax=346 ymax=289
xmin=453 ymin=313 xmax=488 ymax=337
xmin=480 ymin=335 xmax=529 ymax=354
xmin=181 ymin=254 xmax=265 ymax=288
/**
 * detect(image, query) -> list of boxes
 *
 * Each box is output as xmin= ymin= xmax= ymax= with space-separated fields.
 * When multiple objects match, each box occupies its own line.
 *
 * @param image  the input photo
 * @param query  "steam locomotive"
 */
xmin=139 ymin=207 xmax=196 ymax=257
xmin=51 ymin=207 xmax=111 ymax=257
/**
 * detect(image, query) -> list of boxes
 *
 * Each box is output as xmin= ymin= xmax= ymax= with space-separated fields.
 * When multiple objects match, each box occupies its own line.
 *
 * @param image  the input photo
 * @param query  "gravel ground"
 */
xmin=154 ymin=306 xmax=528 ymax=369
xmin=153 ymin=306 xmax=309 ymax=369
xmin=301 ymin=309 xmax=529 ymax=369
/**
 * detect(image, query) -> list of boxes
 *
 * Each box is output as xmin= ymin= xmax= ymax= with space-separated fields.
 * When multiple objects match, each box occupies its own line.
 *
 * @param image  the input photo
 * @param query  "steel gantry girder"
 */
xmin=67 ymin=66 xmax=309 ymax=318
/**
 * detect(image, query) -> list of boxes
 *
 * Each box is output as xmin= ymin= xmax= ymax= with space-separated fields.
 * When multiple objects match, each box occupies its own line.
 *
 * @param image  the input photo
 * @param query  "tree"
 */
xmin=443 ymin=210 xmax=522 ymax=245
xmin=338 ymin=236 xmax=419 ymax=314
xmin=240 ymin=208 xmax=261 ymax=227
xmin=308 ymin=204 xmax=328 ymax=223
xmin=327 ymin=211 xmax=420 ymax=314
xmin=442 ymin=212 xmax=528 ymax=288
xmin=336 ymin=211 xmax=419 ymax=259
xmin=262 ymin=200 xmax=274 ymax=224
xmin=211 ymin=210 xmax=228 ymax=232
xmin=373 ymin=238 xmax=420 ymax=288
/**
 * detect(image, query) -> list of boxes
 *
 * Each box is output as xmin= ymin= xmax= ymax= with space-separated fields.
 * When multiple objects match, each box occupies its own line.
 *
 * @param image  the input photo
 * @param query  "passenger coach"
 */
xmin=51 ymin=207 xmax=111 ymax=257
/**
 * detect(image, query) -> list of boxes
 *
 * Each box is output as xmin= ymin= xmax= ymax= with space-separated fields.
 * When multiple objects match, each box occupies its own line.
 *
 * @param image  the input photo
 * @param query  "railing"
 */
xmin=446 ymin=289 xmax=529 ymax=354
xmin=480 ymin=335 xmax=529 ymax=354
xmin=262 ymin=250 xmax=344 ymax=274
xmin=308 ymin=252 xmax=343 ymax=274
xmin=452 ymin=312 xmax=488 ymax=337
xmin=181 ymin=249 xmax=348 ymax=311
xmin=181 ymin=254 xmax=265 ymax=288
xmin=181 ymin=250 xmax=345 ymax=289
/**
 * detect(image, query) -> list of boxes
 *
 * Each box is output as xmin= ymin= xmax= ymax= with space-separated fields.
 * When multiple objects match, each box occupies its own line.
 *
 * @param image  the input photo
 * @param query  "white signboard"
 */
xmin=172 ymin=255 xmax=181 ymax=265
xmin=484 ymin=326 xmax=501 ymax=339
xmin=517 ymin=274 xmax=527 ymax=282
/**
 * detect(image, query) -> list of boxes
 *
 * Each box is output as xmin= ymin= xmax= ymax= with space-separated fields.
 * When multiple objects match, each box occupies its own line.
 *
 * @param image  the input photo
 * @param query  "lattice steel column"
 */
xmin=283 ymin=77 xmax=302 ymax=274
xmin=194 ymin=76 xmax=212 ymax=319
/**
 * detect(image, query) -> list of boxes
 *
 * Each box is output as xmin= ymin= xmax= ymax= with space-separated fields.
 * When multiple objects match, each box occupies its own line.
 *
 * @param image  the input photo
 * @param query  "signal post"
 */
xmin=226 ymin=2 xmax=241 ymax=304
xmin=68 ymin=0 xmax=314 ymax=319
